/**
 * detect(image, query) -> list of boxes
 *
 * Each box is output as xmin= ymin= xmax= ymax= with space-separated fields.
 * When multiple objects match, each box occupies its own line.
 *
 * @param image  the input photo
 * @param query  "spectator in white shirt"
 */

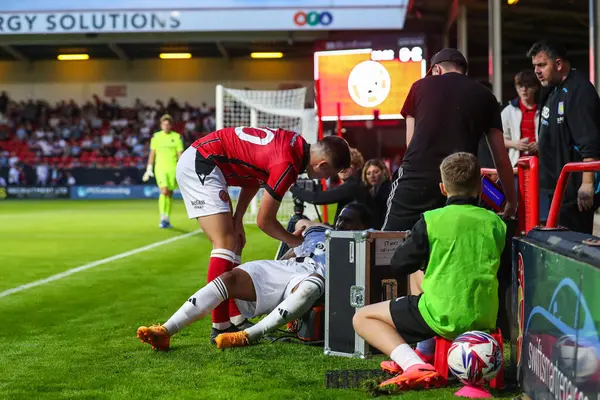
xmin=8 ymin=166 xmax=19 ymax=185
xmin=101 ymin=131 xmax=114 ymax=146
xmin=66 ymin=172 xmax=76 ymax=186
xmin=37 ymin=163 xmax=49 ymax=185
xmin=185 ymin=119 xmax=196 ymax=134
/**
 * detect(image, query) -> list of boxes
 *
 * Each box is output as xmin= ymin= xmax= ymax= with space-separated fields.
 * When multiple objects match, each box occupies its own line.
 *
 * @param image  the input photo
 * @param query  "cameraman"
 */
xmin=289 ymin=147 xmax=369 ymax=227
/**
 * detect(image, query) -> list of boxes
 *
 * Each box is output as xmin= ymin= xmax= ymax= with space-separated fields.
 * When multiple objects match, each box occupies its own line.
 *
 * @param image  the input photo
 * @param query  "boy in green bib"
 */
xmin=353 ymin=152 xmax=506 ymax=390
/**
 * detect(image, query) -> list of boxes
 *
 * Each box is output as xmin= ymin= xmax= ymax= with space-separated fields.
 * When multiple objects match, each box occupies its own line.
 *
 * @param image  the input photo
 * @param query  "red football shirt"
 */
xmin=519 ymin=100 xmax=537 ymax=144
xmin=192 ymin=127 xmax=309 ymax=201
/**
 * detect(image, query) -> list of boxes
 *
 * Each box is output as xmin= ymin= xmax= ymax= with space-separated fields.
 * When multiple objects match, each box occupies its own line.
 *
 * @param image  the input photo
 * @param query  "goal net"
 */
xmin=215 ymin=85 xmax=321 ymax=225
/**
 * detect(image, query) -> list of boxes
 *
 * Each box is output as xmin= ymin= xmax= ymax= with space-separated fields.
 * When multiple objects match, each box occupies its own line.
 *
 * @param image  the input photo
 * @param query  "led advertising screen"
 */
xmin=315 ymin=47 xmax=426 ymax=121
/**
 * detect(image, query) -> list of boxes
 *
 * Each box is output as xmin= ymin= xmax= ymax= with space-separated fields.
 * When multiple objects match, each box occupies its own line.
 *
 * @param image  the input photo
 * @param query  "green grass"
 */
xmin=0 ymin=200 xmax=518 ymax=399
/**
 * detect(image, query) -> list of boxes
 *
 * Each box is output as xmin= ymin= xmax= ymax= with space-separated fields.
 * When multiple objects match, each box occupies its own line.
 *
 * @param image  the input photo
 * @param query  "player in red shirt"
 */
xmin=139 ymin=127 xmax=350 ymax=344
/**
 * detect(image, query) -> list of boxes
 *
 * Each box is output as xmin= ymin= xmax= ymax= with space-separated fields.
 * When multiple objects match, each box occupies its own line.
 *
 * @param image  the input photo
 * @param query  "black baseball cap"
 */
xmin=426 ymin=48 xmax=468 ymax=75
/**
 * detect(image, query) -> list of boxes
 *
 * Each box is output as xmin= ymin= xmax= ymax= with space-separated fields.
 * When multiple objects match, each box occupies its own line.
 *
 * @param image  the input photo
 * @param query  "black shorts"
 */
xmin=389 ymin=295 xmax=437 ymax=344
xmin=382 ymin=168 xmax=447 ymax=231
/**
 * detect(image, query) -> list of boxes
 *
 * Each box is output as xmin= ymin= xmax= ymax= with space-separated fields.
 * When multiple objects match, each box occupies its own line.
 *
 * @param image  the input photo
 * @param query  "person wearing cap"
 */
xmin=383 ymin=48 xmax=516 ymax=232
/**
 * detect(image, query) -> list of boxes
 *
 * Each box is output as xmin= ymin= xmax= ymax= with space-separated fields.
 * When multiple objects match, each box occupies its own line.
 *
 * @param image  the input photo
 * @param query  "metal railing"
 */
xmin=545 ymin=161 xmax=600 ymax=229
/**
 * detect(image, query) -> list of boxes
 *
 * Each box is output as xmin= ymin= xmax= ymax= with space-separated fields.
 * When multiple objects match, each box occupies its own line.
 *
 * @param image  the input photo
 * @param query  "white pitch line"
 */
xmin=0 ymin=229 xmax=202 ymax=299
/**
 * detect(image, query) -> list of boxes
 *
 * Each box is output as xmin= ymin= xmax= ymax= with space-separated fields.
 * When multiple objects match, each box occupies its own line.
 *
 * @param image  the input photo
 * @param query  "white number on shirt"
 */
xmin=234 ymin=127 xmax=276 ymax=146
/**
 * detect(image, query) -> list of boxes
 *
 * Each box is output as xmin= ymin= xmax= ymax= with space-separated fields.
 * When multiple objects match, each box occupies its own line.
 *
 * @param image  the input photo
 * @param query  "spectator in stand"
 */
xmin=36 ymin=162 xmax=49 ymax=185
xmin=290 ymin=147 xmax=370 ymax=227
xmin=200 ymin=102 xmax=210 ymax=117
xmin=66 ymin=172 xmax=76 ymax=186
xmin=502 ymin=70 xmax=540 ymax=167
xmin=0 ymin=175 xmax=6 ymax=187
xmin=362 ymin=159 xmax=392 ymax=229
xmin=203 ymin=114 xmax=216 ymax=132
xmin=8 ymin=164 xmax=19 ymax=185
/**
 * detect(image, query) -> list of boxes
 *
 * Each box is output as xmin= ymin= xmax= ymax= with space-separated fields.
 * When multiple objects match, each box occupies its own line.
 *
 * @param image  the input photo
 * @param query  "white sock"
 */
xmin=245 ymin=276 xmax=324 ymax=341
xmin=163 ymin=277 xmax=228 ymax=336
xmin=390 ymin=344 xmax=426 ymax=371
xmin=230 ymin=314 xmax=246 ymax=326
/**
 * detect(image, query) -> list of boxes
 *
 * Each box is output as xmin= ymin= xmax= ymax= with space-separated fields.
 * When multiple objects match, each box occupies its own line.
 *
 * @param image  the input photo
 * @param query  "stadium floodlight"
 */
xmin=159 ymin=53 xmax=192 ymax=59
xmin=57 ymin=54 xmax=89 ymax=61
xmin=250 ymin=52 xmax=283 ymax=59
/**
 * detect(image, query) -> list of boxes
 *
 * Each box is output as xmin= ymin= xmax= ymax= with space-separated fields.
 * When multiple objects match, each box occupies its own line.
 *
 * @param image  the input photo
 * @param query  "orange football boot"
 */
xmin=137 ymin=324 xmax=170 ymax=351
xmin=215 ymin=331 xmax=250 ymax=349
xmin=379 ymin=363 xmax=444 ymax=390
xmin=380 ymin=350 xmax=434 ymax=375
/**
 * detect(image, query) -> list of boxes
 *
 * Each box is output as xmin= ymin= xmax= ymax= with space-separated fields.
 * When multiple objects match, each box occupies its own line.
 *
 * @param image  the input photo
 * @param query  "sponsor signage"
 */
xmin=2 ymin=186 xmax=70 ymax=199
xmin=0 ymin=1 xmax=409 ymax=34
xmin=0 ymin=0 xmax=408 ymax=12
xmin=71 ymin=185 xmax=241 ymax=200
xmin=513 ymin=235 xmax=600 ymax=400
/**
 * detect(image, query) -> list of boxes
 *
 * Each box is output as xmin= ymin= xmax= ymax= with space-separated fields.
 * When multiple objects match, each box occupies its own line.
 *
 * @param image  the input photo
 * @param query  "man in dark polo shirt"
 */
xmin=528 ymin=39 xmax=600 ymax=234
xmin=383 ymin=48 xmax=516 ymax=232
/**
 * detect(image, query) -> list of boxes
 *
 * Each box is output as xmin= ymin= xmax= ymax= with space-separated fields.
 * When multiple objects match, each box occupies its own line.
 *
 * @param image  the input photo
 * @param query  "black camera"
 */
xmin=292 ymin=179 xmax=321 ymax=215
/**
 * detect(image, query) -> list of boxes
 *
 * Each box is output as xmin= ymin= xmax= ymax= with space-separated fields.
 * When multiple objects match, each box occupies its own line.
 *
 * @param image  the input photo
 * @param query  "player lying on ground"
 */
xmin=143 ymin=114 xmax=184 ymax=229
xmin=352 ymin=152 xmax=506 ymax=390
xmin=176 ymin=127 xmax=351 ymax=344
xmin=137 ymin=202 xmax=371 ymax=351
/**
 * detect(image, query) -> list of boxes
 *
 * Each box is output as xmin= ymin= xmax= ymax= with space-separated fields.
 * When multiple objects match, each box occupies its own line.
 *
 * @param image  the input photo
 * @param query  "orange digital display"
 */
xmin=314 ymin=48 xmax=426 ymax=120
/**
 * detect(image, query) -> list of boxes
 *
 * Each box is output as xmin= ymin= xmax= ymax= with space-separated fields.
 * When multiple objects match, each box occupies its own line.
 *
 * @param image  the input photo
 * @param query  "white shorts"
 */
xmin=176 ymin=147 xmax=231 ymax=219
xmin=234 ymin=258 xmax=323 ymax=318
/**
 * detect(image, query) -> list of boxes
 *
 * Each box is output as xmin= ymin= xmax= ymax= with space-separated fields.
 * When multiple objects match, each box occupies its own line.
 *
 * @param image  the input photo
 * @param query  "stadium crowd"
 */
xmin=0 ymin=92 xmax=215 ymax=185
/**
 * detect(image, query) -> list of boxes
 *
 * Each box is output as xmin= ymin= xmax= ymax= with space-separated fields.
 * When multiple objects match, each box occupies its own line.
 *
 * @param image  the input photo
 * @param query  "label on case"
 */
xmin=375 ymin=238 xmax=404 ymax=266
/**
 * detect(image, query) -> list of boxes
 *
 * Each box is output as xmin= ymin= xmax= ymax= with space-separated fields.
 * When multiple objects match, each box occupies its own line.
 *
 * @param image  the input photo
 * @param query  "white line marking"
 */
xmin=0 ymin=229 xmax=202 ymax=299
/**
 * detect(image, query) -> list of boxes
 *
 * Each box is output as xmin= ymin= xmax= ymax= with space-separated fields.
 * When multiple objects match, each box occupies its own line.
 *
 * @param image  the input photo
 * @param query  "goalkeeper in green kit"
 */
xmin=143 ymin=114 xmax=184 ymax=228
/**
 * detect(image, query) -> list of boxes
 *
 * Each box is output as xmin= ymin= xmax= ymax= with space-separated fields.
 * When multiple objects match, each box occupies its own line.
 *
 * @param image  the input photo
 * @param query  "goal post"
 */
xmin=215 ymin=84 xmax=321 ymax=225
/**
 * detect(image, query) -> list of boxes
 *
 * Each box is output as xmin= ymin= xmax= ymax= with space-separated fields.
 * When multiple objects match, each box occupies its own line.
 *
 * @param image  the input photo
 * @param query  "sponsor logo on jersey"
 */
xmin=191 ymin=200 xmax=205 ymax=209
xmin=219 ymin=189 xmax=230 ymax=203
xmin=558 ymin=101 xmax=564 ymax=115
xmin=542 ymin=106 xmax=550 ymax=119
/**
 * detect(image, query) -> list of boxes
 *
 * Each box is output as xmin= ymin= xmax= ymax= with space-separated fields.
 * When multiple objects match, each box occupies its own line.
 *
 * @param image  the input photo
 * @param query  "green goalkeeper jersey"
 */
xmin=150 ymin=131 xmax=184 ymax=171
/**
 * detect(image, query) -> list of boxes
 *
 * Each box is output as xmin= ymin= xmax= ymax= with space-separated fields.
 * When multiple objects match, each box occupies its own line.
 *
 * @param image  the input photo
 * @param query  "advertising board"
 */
xmin=0 ymin=0 xmax=409 ymax=34
xmin=513 ymin=235 xmax=600 ymax=400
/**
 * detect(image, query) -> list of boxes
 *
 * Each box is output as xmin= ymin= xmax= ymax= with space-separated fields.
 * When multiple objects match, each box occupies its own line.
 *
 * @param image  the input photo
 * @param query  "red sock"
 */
xmin=229 ymin=255 xmax=243 ymax=324
xmin=207 ymin=249 xmax=235 ymax=329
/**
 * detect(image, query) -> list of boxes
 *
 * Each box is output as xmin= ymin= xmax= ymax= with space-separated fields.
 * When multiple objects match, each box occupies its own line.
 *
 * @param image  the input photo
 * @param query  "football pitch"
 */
xmin=0 ymin=200 xmax=518 ymax=399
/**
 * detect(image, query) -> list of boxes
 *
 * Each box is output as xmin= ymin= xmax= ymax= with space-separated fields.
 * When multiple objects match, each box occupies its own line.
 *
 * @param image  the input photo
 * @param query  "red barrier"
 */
xmin=314 ymin=78 xmax=328 ymax=223
xmin=517 ymin=157 xmax=539 ymax=233
xmin=545 ymin=161 xmax=600 ymax=228
xmin=480 ymin=158 xmax=539 ymax=234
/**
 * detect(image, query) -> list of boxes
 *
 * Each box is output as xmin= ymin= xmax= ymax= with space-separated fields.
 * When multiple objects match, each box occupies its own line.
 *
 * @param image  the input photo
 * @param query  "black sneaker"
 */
xmin=210 ymin=324 xmax=239 ymax=345
xmin=235 ymin=319 xmax=255 ymax=331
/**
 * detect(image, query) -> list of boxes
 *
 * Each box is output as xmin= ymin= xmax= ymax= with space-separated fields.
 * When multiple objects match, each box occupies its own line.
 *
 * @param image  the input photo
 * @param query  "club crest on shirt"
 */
xmin=558 ymin=101 xmax=564 ymax=115
xmin=219 ymin=190 xmax=230 ymax=203
xmin=542 ymin=106 xmax=550 ymax=119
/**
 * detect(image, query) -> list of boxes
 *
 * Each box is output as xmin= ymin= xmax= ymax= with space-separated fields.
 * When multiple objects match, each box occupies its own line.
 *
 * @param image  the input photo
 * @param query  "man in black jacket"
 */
xmin=528 ymin=39 xmax=600 ymax=233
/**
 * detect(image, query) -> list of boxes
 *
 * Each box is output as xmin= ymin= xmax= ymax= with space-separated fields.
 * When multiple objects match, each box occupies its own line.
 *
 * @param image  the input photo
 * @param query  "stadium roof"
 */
xmin=0 ymin=0 xmax=591 ymax=81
